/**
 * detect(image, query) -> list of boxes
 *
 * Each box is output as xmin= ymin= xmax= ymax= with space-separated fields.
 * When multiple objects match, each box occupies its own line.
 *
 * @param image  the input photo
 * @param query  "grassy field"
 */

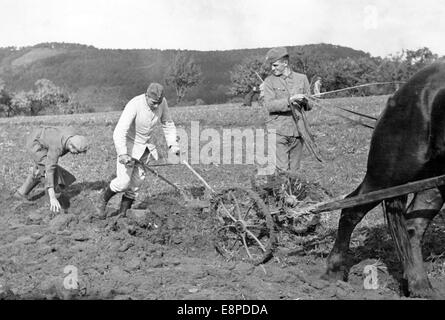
xmin=2 ymin=94 xmax=445 ymax=300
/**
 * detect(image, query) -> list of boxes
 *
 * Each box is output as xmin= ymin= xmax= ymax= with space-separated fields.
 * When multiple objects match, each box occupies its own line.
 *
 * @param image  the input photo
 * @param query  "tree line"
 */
xmin=0 ymin=43 xmax=371 ymax=111
xmin=0 ymin=78 xmax=95 ymax=117
xmin=0 ymin=51 xmax=203 ymax=117
xmin=230 ymin=47 xmax=441 ymax=99
xmin=0 ymin=45 xmax=442 ymax=117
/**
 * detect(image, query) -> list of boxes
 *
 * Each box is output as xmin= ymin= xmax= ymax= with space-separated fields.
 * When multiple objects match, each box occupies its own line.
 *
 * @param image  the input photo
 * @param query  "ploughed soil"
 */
xmin=2 ymin=178 xmax=445 ymax=300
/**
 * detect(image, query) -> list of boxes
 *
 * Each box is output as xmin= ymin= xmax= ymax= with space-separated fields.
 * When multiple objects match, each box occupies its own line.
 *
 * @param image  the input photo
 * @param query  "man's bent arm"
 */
xmin=303 ymin=75 xmax=313 ymax=110
xmin=263 ymin=80 xmax=290 ymax=113
xmin=44 ymin=147 xmax=62 ymax=189
xmin=160 ymin=99 xmax=178 ymax=148
xmin=113 ymin=103 xmax=137 ymax=156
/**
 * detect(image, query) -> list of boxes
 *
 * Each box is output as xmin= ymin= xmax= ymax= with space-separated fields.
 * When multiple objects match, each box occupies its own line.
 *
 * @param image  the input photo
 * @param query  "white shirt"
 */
xmin=313 ymin=80 xmax=322 ymax=95
xmin=113 ymin=94 xmax=177 ymax=162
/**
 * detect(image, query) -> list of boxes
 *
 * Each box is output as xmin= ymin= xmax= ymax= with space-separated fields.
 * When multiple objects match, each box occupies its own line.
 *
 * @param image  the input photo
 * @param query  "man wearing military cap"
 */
xmin=95 ymin=82 xmax=180 ymax=219
xmin=13 ymin=126 xmax=89 ymax=213
xmin=262 ymin=46 xmax=313 ymax=174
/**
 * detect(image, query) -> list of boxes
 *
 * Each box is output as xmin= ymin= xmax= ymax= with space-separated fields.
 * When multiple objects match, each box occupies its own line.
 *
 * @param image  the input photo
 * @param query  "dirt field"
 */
xmin=2 ymin=96 xmax=445 ymax=300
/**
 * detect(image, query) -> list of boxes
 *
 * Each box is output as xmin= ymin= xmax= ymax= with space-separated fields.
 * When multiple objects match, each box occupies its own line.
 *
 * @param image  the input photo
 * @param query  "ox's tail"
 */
xmin=383 ymin=196 xmax=414 ymax=270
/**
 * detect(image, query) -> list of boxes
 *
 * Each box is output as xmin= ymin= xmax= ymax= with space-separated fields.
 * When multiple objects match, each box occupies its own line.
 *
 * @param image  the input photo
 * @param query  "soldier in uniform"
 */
xmin=13 ymin=127 xmax=89 ymax=212
xmin=262 ymin=47 xmax=313 ymax=175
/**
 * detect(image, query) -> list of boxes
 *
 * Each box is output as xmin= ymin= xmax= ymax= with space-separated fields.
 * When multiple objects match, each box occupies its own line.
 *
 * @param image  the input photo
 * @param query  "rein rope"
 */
xmin=306 ymin=96 xmax=375 ymax=129
xmin=311 ymin=81 xmax=406 ymax=98
xmin=306 ymin=81 xmax=406 ymax=129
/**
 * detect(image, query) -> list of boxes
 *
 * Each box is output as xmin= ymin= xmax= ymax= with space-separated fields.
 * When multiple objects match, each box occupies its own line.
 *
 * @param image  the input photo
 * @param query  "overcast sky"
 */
xmin=1 ymin=0 xmax=444 ymax=57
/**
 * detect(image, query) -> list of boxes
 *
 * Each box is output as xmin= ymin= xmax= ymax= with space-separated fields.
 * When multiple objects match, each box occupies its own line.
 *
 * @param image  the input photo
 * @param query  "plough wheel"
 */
xmin=210 ymin=187 xmax=277 ymax=265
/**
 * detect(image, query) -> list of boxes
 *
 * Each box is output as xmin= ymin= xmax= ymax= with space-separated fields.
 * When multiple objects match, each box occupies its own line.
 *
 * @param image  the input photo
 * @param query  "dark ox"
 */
xmin=323 ymin=61 xmax=445 ymax=298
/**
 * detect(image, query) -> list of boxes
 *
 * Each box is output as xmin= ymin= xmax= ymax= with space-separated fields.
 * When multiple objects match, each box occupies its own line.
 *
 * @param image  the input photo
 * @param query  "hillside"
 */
xmin=0 ymin=42 xmax=370 ymax=110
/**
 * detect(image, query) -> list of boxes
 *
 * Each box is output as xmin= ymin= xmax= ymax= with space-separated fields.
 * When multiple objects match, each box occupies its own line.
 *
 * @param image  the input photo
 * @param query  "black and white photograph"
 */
xmin=1 ymin=0 xmax=445 ymax=305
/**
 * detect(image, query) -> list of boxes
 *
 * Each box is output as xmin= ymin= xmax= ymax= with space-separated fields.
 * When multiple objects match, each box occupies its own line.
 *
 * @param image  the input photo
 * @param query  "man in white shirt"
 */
xmin=96 ymin=83 xmax=180 ymax=219
xmin=313 ymin=76 xmax=322 ymax=95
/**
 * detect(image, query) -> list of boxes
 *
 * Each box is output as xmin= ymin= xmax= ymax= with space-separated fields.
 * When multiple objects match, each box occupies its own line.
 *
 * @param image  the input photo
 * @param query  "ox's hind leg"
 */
xmin=401 ymin=188 xmax=443 ymax=298
xmin=323 ymin=182 xmax=380 ymax=281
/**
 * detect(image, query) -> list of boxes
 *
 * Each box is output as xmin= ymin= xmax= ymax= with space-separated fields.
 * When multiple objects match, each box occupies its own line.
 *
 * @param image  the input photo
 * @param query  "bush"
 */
xmin=228 ymin=97 xmax=244 ymax=104
xmin=65 ymin=102 xmax=95 ymax=114
xmin=174 ymin=100 xmax=196 ymax=107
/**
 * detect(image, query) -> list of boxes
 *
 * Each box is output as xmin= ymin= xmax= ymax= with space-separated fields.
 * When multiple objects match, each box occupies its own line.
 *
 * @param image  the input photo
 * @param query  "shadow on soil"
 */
xmin=26 ymin=180 xmax=108 ymax=208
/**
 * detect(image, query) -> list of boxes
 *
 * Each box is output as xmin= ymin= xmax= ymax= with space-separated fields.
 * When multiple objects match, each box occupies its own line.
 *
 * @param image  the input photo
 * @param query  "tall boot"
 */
xmin=14 ymin=172 xmax=41 ymax=200
xmin=95 ymin=185 xmax=116 ymax=219
xmin=118 ymin=195 xmax=134 ymax=217
xmin=106 ymin=195 xmax=135 ymax=232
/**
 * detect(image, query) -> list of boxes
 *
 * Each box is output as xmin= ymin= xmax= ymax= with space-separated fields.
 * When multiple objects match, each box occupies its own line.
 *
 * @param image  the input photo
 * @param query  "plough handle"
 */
xmin=139 ymin=162 xmax=184 ymax=194
xmin=182 ymin=159 xmax=216 ymax=194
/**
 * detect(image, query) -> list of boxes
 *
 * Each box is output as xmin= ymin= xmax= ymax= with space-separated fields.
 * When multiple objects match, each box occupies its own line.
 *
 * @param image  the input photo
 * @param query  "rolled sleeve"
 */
xmin=162 ymin=121 xmax=177 ymax=148
xmin=160 ymin=100 xmax=177 ymax=147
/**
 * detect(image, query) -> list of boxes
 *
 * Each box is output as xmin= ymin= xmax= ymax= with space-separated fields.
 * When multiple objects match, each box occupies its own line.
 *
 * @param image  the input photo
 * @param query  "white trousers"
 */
xmin=109 ymin=151 xmax=149 ymax=200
